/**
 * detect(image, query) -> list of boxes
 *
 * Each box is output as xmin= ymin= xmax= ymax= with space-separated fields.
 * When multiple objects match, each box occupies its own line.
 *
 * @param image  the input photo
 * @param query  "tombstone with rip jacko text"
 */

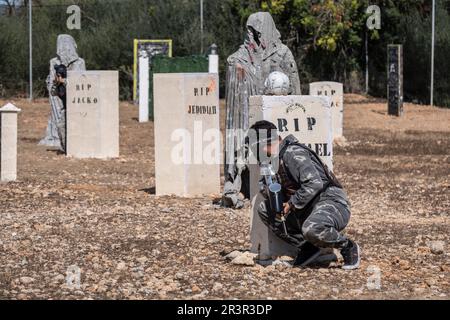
xmin=66 ymin=70 xmax=119 ymax=159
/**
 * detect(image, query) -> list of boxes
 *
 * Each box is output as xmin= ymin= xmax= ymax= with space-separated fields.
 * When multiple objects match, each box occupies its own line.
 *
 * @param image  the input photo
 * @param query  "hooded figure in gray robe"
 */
xmin=39 ymin=34 xmax=86 ymax=150
xmin=223 ymin=12 xmax=301 ymax=208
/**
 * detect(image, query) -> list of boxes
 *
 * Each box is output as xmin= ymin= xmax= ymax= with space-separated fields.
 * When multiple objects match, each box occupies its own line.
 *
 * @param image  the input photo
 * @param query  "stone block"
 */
xmin=66 ymin=71 xmax=119 ymax=159
xmin=153 ymin=73 xmax=221 ymax=197
xmin=310 ymin=81 xmax=344 ymax=139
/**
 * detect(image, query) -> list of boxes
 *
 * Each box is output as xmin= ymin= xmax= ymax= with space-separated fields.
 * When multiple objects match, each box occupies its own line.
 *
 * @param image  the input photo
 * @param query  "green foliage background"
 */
xmin=0 ymin=0 xmax=449 ymax=107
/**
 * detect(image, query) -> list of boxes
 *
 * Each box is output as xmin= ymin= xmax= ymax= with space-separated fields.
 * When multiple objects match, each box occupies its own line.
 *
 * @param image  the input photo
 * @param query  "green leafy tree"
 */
xmin=0 ymin=0 xmax=449 ymax=106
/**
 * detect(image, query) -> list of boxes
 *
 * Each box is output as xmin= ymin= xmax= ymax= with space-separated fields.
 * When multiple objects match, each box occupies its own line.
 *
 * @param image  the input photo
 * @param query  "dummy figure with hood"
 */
xmin=223 ymin=12 xmax=301 ymax=208
xmin=39 ymin=34 xmax=86 ymax=151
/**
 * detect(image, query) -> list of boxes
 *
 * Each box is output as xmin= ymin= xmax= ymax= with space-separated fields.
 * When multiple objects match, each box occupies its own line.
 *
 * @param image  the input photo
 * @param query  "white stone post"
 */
xmin=208 ymin=44 xmax=219 ymax=74
xmin=0 ymin=103 xmax=21 ymax=182
xmin=139 ymin=52 xmax=150 ymax=122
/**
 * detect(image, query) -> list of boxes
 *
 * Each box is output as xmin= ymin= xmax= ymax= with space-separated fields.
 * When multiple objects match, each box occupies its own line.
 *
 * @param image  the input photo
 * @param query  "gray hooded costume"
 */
xmin=39 ymin=34 xmax=86 ymax=149
xmin=223 ymin=12 xmax=301 ymax=208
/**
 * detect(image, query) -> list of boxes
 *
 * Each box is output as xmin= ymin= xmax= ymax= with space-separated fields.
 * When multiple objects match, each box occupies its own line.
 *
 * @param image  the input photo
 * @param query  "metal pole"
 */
xmin=200 ymin=0 xmax=204 ymax=54
xmin=365 ymin=31 xmax=369 ymax=94
xmin=430 ymin=0 xmax=435 ymax=107
xmin=29 ymin=0 xmax=33 ymax=101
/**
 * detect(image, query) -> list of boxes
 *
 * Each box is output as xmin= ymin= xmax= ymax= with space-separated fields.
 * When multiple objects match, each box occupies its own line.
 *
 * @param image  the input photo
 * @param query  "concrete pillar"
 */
xmin=139 ymin=53 xmax=150 ymax=122
xmin=208 ymin=44 xmax=219 ymax=74
xmin=0 ymin=103 xmax=21 ymax=182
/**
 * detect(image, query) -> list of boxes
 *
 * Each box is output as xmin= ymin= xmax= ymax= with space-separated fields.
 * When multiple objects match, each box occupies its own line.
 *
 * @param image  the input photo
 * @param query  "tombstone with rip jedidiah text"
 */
xmin=153 ymin=73 xmax=221 ymax=197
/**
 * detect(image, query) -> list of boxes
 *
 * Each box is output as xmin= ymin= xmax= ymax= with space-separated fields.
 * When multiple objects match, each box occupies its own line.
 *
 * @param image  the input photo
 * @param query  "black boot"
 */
xmin=294 ymin=242 xmax=321 ymax=267
xmin=341 ymin=240 xmax=361 ymax=270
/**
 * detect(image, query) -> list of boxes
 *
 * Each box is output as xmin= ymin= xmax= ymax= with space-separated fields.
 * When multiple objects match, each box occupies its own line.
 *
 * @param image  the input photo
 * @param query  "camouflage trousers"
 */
xmin=257 ymin=196 xmax=350 ymax=250
xmin=56 ymin=109 xmax=66 ymax=153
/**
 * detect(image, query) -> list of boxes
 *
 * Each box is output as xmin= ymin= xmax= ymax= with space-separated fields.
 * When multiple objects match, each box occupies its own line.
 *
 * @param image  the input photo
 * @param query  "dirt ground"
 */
xmin=0 ymin=94 xmax=448 ymax=300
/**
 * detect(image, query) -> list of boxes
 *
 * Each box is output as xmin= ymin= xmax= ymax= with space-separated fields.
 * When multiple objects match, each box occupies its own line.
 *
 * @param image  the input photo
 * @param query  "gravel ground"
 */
xmin=0 ymin=95 xmax=448 ymax=300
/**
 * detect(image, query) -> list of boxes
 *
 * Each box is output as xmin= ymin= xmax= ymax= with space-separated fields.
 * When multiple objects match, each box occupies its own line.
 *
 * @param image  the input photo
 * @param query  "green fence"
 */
xmin=149 ymin=55 xmax=209 ymax=119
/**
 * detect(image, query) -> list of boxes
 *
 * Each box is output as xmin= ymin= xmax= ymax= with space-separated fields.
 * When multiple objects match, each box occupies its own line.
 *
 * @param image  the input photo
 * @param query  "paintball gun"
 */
xmin=259 ymin=162 xmax=288 ymax=235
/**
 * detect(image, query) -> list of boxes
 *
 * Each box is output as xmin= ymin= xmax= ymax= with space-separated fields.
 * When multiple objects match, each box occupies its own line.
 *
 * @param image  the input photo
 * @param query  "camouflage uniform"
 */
xmin=258 ymin=134 xmax=351 ymax=250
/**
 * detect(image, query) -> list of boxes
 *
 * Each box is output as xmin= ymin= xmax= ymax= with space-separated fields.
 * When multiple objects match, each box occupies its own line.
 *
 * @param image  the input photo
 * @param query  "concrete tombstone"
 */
xmin=248 ymin=95 xmax=333 ymax=259
xmin=153 ymin=73 xmax=221 ymax=197
xmin=309 ymin=81 xmax=344 ymax=139
xmin=66 ymin=70 xmax=119 ymax=159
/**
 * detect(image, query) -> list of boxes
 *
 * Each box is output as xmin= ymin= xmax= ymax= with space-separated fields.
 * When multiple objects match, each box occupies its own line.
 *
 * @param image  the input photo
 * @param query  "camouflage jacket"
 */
xmin=278 ymin=135 xmax=350 ymax=211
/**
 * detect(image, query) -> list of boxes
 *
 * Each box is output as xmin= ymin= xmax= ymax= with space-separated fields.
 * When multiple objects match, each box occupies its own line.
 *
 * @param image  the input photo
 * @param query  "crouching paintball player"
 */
xmin=249 ymin=121 xmax=360 ymax=270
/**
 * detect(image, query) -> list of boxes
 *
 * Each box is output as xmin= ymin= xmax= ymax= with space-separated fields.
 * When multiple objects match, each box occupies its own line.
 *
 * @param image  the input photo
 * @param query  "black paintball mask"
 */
xmin=54 ymin=64 xmax=67 ymax=79
xmin=247 ymin=121 xmax=280 ymax=165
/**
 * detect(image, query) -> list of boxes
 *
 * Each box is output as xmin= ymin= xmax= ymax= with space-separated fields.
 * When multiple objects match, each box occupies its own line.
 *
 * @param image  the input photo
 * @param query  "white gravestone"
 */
xmin=248 ymin=95 xmax=333 ymax=260
xmin=309 ymin=82 xmax=344 ymax=139
xmin=154 ymin=73 xmax=221 ymax=197
xmin=66 ymin=71 xmax=119 ymax=159
xmin=0 ymin=103 xmax=21 ymax=182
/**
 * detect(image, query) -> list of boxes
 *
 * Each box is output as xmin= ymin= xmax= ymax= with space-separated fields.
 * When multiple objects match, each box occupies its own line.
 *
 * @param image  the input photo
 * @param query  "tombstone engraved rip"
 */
xmin=153 ymin=73 xmax=221 ymax=197
xmin=248 ymin=95 xmax=333 ymax=259
xmin=66 ymin=71 xmax=119 ymax=159
xmin=309 ymin=82 xmax=344 ymax=139
xmin=0 ymin=103 xmax=21 ymax=182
